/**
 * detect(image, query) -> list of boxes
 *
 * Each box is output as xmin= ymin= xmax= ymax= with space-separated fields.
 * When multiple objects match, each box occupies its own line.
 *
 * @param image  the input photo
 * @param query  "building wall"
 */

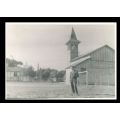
xmin=76 ymin=59 xmax=90 ymax=85
xmin=89 ymin=46 xmax=115 ymax=85
xmin=90 ymin=46 xmax=115 ymax=61
xmin=6 ymin=71 xmax=34 ymax=81
xmin=6 ymin=71 xmax=22 ymax=81
xmin=65 ymin=68 xmax=72 ymax=85
xmin=75 ymin=46 xmax=115 ymax=85
xmin=88 ymin=67 xmax=115 ymax=85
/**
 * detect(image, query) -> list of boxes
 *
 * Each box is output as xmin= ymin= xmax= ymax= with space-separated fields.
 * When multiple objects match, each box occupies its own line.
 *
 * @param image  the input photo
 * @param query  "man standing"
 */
xmin=70 ymin=66 xmax=79 ymax=96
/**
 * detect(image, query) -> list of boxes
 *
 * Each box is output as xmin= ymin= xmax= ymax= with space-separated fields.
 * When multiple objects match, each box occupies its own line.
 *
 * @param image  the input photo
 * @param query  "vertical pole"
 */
xmin=86 ymin=71 xmax=88 ymax=87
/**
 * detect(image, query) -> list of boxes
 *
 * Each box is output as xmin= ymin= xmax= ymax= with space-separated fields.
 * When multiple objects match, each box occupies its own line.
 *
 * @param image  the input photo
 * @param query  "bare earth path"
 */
xmin=6 ymin=81 xmax=115 ymax=99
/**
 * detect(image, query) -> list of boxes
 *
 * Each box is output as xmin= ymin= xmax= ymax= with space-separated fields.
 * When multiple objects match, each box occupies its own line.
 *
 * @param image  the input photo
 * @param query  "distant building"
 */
xmin=5 ymin=63 xmax=30 ymax=81
xmin=66 ymin=28 xmax=115 ymax=85
xmin=6 ymin=66 xmax=23 ymax=81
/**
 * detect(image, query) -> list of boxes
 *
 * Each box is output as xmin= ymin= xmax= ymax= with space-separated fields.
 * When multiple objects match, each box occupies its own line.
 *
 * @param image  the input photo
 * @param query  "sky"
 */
xmin=6 ymin=23 xmax=116 ymax=70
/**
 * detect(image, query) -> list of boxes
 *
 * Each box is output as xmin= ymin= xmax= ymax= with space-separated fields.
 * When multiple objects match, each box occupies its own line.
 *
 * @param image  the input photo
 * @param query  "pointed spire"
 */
xmin=71 ymin=27 xmax=77 ymax=40
xmin=66 ymin=27 xmax=80 ymax=45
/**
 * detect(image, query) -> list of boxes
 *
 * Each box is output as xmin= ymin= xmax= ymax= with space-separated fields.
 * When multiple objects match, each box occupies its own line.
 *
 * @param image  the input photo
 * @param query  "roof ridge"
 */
xmin=71 ymin=44 xmax=114 ymax=62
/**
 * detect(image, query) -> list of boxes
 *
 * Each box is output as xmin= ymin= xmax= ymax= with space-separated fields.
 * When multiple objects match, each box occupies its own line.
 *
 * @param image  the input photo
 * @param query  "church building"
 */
xmin=65 ymin=28 xmax=115 ymax=86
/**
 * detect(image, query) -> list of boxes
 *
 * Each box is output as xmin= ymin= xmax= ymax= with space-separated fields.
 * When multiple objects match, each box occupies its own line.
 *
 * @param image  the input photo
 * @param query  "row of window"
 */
xmin=6 ymin=71 xmax=20 ymax=77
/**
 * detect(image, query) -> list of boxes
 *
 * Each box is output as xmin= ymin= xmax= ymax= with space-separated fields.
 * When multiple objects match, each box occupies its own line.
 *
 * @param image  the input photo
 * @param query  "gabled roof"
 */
xmin=66 ymin=56 xmax=91 ymax=69
xmin=71 ymin=44 xmax=114 ymax=62
xmin=66 ymin=44 xmax=115 ymax=69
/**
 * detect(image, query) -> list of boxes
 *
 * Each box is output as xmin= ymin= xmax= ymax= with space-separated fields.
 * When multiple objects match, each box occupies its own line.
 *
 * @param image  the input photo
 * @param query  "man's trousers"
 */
xmin=70 ymin=79 xmax=78 ymax=94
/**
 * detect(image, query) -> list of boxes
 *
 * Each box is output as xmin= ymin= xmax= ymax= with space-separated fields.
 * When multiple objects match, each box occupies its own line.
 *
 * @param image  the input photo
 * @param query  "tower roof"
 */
xmin=66 ymin=27 xmax=80 ymax=45
xmin=71 ymin=27 xmax=77 ymax=40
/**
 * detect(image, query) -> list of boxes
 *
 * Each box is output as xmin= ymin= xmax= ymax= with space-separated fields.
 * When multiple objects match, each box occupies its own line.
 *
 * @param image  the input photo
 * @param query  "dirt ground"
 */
xmin=6 ymin=81 xmax=116 ymax=99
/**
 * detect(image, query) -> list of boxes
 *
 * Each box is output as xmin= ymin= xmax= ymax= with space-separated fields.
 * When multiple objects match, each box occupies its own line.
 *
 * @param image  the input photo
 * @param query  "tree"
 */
xmin=23 ymin=66 xmax=36 ymax=78
xmin=36 ymin=68 xmax=66 ymax=82
xmin=56 ymin=70 xmax=66 ymax=82
xmin=50 ymin=69 xmax=57 ymax=78
xmin=6 ymin=58 xmax=23 ymax=67
xmin=49 ymin=69 xmax=58 ymax=82
xmin=41 ymin=68 xmax=51 ymax=80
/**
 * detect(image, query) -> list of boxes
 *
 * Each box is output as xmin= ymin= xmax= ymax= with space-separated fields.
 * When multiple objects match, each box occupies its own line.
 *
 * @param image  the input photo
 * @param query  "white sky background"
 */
xmin=6 ymin=23 xmax=116 ymax=70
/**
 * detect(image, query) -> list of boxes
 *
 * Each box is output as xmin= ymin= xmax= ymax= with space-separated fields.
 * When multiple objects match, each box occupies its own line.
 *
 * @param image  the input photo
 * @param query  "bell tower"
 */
xmin=66 ymin=28 xmax=80 ymax=62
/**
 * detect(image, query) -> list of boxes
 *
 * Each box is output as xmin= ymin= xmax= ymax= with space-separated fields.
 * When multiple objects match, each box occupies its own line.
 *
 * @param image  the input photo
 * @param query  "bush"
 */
xmin=56 ymin=70 xmax=66 ymax=82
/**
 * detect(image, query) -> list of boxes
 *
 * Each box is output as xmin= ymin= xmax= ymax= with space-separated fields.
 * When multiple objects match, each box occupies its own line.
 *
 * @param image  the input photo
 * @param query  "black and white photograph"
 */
xmin=5 ymin=22 xmax=116 ymax=100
